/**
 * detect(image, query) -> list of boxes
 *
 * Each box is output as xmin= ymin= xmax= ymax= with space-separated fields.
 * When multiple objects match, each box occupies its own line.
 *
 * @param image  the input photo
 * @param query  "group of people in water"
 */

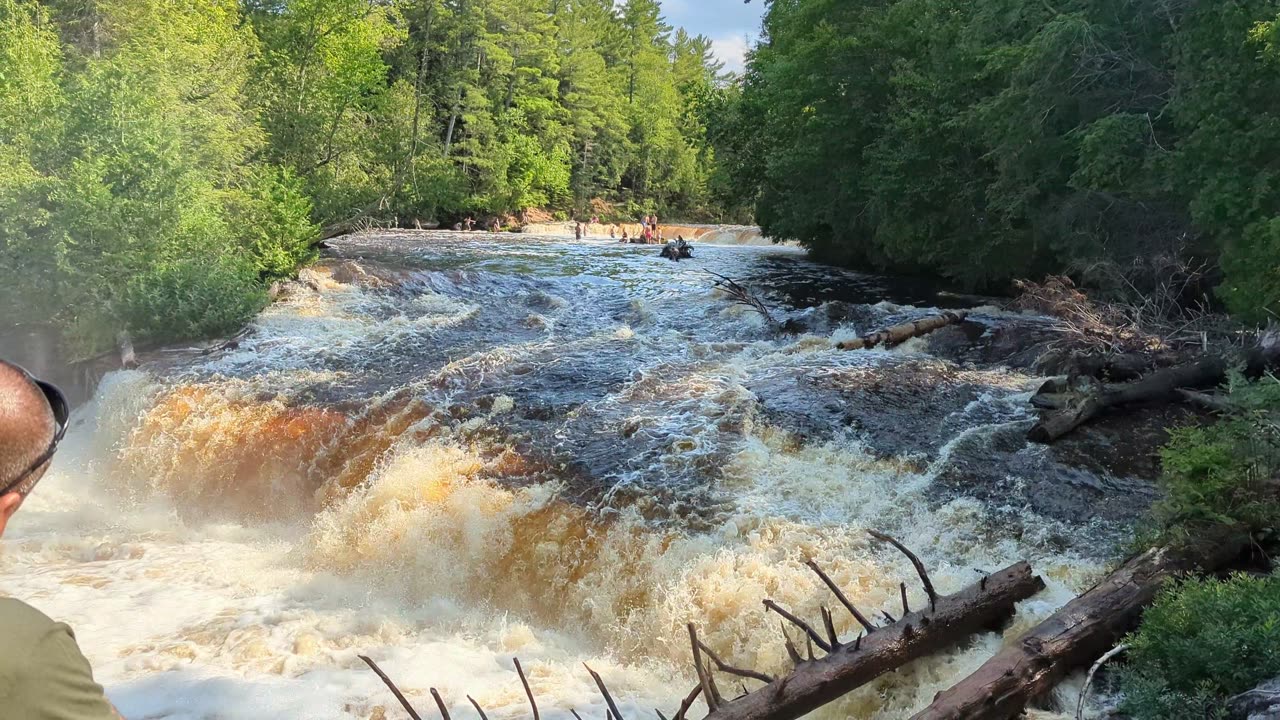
xmin=573 ymin=214 xmax=667 ymax=244
xmin=452 ymin=216 xmax=502 ymax=232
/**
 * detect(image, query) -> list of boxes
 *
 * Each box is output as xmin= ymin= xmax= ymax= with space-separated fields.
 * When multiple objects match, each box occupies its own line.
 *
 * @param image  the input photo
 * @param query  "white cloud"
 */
xmin=711 ymin=33 xmax=754 ymax=75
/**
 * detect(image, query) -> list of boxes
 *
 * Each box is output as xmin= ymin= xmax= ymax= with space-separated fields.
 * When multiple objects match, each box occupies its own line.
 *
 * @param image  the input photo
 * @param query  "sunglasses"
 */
xmin=0 ymin=364 xmax=69 ymax=498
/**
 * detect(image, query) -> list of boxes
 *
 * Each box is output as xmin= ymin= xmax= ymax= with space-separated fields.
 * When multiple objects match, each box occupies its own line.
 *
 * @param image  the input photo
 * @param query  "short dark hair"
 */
xmin=0 ymin=361 xmax=57 ymax=489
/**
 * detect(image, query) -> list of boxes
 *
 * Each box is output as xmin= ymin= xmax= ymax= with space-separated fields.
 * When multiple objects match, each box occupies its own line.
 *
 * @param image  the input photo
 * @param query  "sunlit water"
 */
xmin=0 ymin=231 xmax=1121 ymax=719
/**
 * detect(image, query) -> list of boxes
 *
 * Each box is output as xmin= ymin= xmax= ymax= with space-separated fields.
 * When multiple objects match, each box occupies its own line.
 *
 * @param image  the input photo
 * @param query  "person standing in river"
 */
xmin=0 ymin=361 xmax=122 ymax=719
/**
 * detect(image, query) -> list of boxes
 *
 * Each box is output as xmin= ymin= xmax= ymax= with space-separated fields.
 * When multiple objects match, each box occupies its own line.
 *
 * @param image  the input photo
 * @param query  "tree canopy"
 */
xmin=0 ymin=0 xmax=729 ymax=353
xmin=714 ymin=0 xmax=1280 ymax=321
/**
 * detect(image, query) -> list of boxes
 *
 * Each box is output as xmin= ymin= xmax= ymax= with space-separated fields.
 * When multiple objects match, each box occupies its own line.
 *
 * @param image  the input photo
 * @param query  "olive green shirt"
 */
xmin=0 ymin=598 xmax=119 ymax=719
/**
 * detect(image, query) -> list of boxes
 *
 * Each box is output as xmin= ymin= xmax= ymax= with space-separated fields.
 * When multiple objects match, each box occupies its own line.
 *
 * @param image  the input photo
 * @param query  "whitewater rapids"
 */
xmin=0 ymin=230 xmax=1135 ymax=719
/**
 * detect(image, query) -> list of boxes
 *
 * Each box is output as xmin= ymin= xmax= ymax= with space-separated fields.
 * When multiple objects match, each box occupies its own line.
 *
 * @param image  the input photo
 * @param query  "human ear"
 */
xmin=0 ymin=492 xmax=22 ymax=538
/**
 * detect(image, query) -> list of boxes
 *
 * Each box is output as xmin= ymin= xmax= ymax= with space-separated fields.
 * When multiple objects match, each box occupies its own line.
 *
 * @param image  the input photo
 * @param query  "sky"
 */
xmin=661 ymin=0 xmax=766 ymax=74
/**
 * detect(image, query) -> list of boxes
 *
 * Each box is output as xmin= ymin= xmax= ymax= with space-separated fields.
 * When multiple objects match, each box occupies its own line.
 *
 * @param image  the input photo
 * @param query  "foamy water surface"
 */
xmin=0 ymin=231 xmax=1115 ymax=719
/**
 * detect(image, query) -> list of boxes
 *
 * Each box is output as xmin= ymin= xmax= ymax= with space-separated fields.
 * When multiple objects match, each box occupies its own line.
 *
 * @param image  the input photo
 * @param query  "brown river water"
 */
xmin=0 ymin=230 xmax=1156 ymax=719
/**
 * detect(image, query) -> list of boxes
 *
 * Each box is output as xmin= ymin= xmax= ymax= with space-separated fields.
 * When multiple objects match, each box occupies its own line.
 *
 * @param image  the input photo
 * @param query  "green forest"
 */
xmin=6 ymin=0 xmax=1280 ymax=354
xmin=0 ymin=0 xmax=728 ymax=354
xmin=715 ymin=0 xmax=1280 ymax=322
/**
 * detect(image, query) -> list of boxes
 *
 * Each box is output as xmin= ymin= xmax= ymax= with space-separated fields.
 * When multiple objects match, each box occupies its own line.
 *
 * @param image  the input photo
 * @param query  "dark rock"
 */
xmin=1229 ymin=677 xmax=1280 ymax=720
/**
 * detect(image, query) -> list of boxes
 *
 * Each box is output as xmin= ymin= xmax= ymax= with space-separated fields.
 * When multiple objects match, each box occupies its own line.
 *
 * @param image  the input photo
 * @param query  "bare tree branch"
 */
xmin=359 ymin=654 xmax=424 ymax=720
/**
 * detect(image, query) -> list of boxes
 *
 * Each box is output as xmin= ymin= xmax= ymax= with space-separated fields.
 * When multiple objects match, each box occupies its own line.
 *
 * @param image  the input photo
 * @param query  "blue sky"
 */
xmin=661 ymin=0 xmax=766 ymax=74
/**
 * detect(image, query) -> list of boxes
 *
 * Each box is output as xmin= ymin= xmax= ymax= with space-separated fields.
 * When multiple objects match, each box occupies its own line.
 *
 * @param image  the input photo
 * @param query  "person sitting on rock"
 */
xmin=0 ymin=361 xmax=122 ymax=719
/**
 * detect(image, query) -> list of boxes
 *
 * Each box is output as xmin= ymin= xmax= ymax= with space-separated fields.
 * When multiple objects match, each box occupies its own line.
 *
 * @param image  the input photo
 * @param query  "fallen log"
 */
xmin=358 ymin=534 xmax=1042 ymax=720
xmin=1028 ymin=334 xmax=1280 ymax=442
xmin=909 ymin=533 xmax=1248 ymax=720
xmin=700 ymin=560 xmax=1044 ymax=720
xmin=837 ymin=311 xmax=968 ymax=351
xmin=1028 ymin=356 xmax=1227 ymax=443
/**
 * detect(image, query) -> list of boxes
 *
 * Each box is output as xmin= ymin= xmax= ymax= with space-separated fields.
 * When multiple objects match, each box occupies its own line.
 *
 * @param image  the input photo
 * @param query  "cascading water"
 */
xmin=0 ymin=230 xmax=1152 ymax=719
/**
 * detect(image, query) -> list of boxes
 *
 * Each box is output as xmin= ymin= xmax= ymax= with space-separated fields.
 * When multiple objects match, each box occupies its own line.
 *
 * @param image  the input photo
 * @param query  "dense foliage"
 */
xmin=1151 ymin=374 xmax=1280 ymax=541
xmin=0 ymin=0 xmax=727 ymax=353
xmin=717 ymin=0 xmax=1280 ymax=320
xmin=1116 ymin=572 xmax=1280 ymax=719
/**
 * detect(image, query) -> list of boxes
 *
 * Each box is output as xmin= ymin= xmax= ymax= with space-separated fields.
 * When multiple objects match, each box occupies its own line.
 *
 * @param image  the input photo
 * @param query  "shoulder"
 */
xmin=0 ymin=597 xmax=64 ymax=646
xmin=0 ymin=598 xmax=119 ymax=719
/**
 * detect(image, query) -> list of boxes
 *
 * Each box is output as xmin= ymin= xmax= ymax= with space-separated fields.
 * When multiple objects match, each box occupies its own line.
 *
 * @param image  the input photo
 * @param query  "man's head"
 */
xmin=0 ymin=361 xmax=65 ymax=538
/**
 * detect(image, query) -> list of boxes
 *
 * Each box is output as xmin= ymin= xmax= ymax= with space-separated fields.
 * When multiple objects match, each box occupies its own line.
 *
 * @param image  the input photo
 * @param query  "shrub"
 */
xmin=120 ymin=255 xmax=266 ymax=344
xmin=226 ymin=166 xmax=318 ymax=280
xmin=1117 ymin=573 xmax=1280 ymax=720
xmin=1152 ymin=375 xmax=1280 ymax=540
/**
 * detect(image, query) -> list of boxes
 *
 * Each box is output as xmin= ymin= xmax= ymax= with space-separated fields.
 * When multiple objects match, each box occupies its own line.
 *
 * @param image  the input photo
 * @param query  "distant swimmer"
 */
xmin=574 ymin=221 xmax=583 ymax=240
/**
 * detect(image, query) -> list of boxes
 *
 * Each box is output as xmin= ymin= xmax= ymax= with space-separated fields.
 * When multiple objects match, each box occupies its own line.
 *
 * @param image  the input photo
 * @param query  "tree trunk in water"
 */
xmin=1028 ymin=356 xmax=1228 ymax=442
xmin=702 ymin=561 xmax=1045 ymax=720
xmin=837 ymin=312 xmax=968 ymax=351
xmin=909 ymin=534 xmax=1248 ymax=720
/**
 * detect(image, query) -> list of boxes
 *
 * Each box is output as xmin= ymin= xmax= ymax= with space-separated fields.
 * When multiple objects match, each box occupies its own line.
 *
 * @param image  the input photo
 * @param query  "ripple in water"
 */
xmin=0 ymin=231 xmax=1121 ymax=719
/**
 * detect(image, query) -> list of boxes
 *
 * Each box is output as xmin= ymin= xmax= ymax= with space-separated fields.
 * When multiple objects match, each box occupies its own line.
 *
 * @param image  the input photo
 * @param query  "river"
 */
xmin=0 ymin=230 xmax=1150 ymax=719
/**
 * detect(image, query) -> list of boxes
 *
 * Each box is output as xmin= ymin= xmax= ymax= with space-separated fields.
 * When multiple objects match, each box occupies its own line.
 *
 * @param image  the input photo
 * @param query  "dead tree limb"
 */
xmin=359 ymin=654 xmax=424 ymax=720
xmin=692 ymin=631 xmax=775 ymax=684
xmin=706 ymin=271 xmax=778 ymax=328
xmin=670 ymin=685 xmax=702 ymax=720
xmin=762 ymin=600 xmax=832 ymax=653
xmin=804 ymin=560 xmax=876 ymax=633
xmin=430 ymin=689 xmax=451 ymax=720
xmin=689 ymin=624 xmax=723 ymax=711
xmin=1176 ymin=388 xmax=1235 ymax=414
xmin=1075 ymin=644 xmax=1129 ymax=720
xmin=584 ymin=664 xmax=625 ymax=720
xmin=513 ymin=658 xmax=539 ymax=720
xmin=837 ymin=311 xmax=968 ymax=351
xmin=910 ymin=534 xmax=1247 ymax=720
xmin=820 ymin=607 xmax=839 ymax=650
xmin=1029 ymin=356 xmax=1228 ymax=442
xmin=868 ymin=530 xmax=939 ymax=611
xmin=466 ymin=696 xmax=489 ymax=720
xmin=702 ymin=561 xmax=1044 ymax=720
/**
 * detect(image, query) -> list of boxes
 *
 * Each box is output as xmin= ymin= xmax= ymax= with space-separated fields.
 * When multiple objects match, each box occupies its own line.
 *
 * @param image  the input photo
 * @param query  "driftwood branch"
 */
xmin=1029 ymin=357 xmax=1227 ymax=442
xmin=1075 ymin=644 xmax=1129 ymax=720
xmin=359 ymin=654 xmax=424 ymax=720
xmin=430 ymin=688 xmax=451 ymax=720
xmin=820 ymin=607 xmax=840 ymax=650
xmin=689 ymin=624 xmax=723 ymax=711
xmin=781 ymin=624 xmax=803 ymax=666
xmin=805 ymin=560 xmax=876 ymax=633
xmin=763 ymin=600 xmax=833 ymax=653
xmin=910 ymin=534 xmax=1246 ymax=720
xmin=868 ymin=530 xmax=939 ymax=611
xmin=837 ymin=311 xmax=967 ymax=351
xmin=703 ymin=561 xmax=1045 ymax=720
xmin=707 ymin=271 xmax=778 ymax=328
xmin=692 ymin=631 xmax=775 ymax=684
xmin=466 ymin=696 xmax=489 ymax=720
xmin=584 ymin=664 xmax=625 ymax=720
xmin=670 ymin=684 xmax=702 ymax=720
xmin=1176 ymin=388 xmax=1235 ymax=414
xmin=513 ymin=658 xmax=540 ymax=720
